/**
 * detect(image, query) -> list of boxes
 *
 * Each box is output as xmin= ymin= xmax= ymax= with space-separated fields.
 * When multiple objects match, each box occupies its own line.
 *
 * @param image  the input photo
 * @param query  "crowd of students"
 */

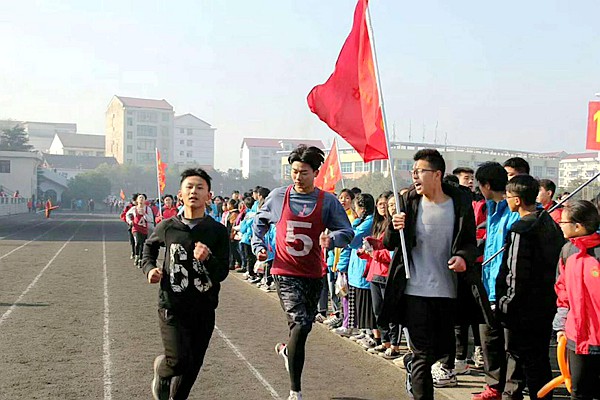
xmin=120 ymin=145 xmax=599 ymax=400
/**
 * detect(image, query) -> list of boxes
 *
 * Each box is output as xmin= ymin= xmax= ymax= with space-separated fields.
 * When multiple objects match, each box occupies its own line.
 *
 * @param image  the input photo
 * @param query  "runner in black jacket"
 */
xmin=142 ymin=168 xmax=229 ymax=400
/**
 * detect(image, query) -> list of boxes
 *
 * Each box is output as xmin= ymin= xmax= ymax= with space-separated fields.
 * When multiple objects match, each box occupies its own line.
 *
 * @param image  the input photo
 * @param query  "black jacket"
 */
xmin=142 ymin=215 xmax=230 ymax=311
xmin=379 ymin=183 xmax=489 ymax=325
xmin=496 ymin=209 xmax=565 ymax=328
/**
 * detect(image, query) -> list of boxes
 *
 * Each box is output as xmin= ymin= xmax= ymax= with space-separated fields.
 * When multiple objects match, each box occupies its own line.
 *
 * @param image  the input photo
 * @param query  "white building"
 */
xmin=42 ymin=154 xmax=119 ymax=181
xmin=105 ymin=96 xmax=174 ymax=165
xmin=559 ymin=152 xmax=600 ymax=189
xmin=0 ymin=120 xmax=77 ymax=153
xmin=0 ymin=150 xmax=43 ymax=199
xmin=173 ymin=114 xmax=215 ymax=167
xmin=49 ymin=133 xmax=105 ymax=157
xmin=241 ymin=138 xmax=325 ymax=179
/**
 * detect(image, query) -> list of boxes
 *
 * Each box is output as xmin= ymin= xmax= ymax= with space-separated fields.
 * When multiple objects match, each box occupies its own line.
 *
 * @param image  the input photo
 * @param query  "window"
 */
xmin=162 ymin=113 xmax=170 ymax=122
xmin=186 ymin=140 xmax=192 ymax=146
xmin=381 ymin=160 xmax=388 ymax=172
xmin=136 ymin=153 xmax=154 ymax=162
xmin=126 ymin=145 xmax=132 ymax=154
xmin=137 ymin=139 xmax=156 ymax=151
xmin=126 ymin=131 xmax=133 ymax=139
xmin=0 ymin=160 xmax=10 ymax=173
xmin=180 ymin=128 xmax=184 ymax=134
xmin=533 ymin=166 xmax=543 ymax=177
xmin=137 ymin=125 xmax=157 ymax=137
xmin=179 ymin=140 xmax=184 ymax=145
xmin=127 ymin=118 xmax=133 ymax=126
xmin=186 ymin=151 xmax=193 ymax=158
xmin=398 ymin=160 xmax=412 ymax=171
xmin=341 ymin=162 xmax=352 ymax=173
xmin=546 ymin=167 xmax=557 ymax=176
xmin=354 ymin=162 xmax=364 ymax=172
xmin=373 ymin=161 xmax=381 ymax=172
xmin=187 ymin=128 xmax=193 ymax=136
xmin=180 ymin=151 xmax=184 ymax=156
xmin=137 ymin=111 xmax=157 ymax=122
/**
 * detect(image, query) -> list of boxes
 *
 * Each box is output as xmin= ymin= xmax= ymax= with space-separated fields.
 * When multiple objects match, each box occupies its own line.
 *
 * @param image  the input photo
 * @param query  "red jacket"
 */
xmin=120 ymin=203 xmax=133 ymax=223
xmin=554 ymin=233 xmax=600 ymax=355
xmin=358 ymin=235 xmax=392 ymax=282
xmin=543 ymin=201 xmax=563 ymax=224
xmin=472 ymin=199 xmax=487 ymax=263
xmin=156 ymin=206 xmax=178 ymax=223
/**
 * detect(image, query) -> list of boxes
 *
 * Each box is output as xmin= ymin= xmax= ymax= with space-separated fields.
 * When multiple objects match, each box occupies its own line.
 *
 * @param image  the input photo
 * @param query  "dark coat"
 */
xmin=379 ymin=183 xmax=493 ymax=326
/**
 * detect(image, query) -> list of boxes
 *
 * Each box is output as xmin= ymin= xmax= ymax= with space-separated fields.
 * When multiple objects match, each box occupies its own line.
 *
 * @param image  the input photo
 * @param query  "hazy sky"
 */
xmin=1 ymin=0 xmax=598 ymax=170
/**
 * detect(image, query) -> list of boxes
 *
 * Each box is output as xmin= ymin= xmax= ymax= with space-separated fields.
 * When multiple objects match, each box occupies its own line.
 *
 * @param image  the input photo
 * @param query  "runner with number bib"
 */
xmin=252 ymin=145 xmax=354 ymax=400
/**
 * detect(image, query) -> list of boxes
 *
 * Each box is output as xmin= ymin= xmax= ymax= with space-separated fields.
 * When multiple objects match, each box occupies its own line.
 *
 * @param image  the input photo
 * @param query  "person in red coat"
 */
xmin=554 ymin=200 xmax=600 ymax=400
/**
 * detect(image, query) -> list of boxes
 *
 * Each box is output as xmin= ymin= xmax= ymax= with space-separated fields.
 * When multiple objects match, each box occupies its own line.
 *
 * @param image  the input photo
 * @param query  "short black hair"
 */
xmin=253 ymin=186 xmax=262 ymax=193
xmin=564 ymin=200 xmax=600 ymax=234
xmin=180 ymin=168 xmax=212 ymax=191
xmin=232 ymin=190 xmax=239 ymax=195
xmin=228 ymin=198 xmax=239 ymax=208
xmin=163 ymin=194 xmax=173 ymax=200
xmin=443 ymin=174 xmax=459 ymax=185
xmin=414 ymin=149 xmax=446 ymax=175
xmin=138 ymin=193 xmax=147 ymax=200
xmin=354 ymin=193 xmax=375 ymax=218
xmin=506 ymin=175 xmax=539 ymax=206
xmin=257 ymin=187 xmax=271 ymax=199
xmin=475 ymin=162 xmax=508 ymax=192
xmin=453 ymin=167 xmax=474 ymax=175
xmin=350 ymin=187 xmax=362 ymax=195
xmin=503 ymin=157 xmax=530 ymax=175
xmin=131 ymin=193 xmax=139 ymax=201
xmin=538 ymin=179 xmax=556 ymax=199
xmin=243 ymin=196 xmax=254 ymax=209
xmin=288 ymin=145 xmax=325 ymax=171
xmin=340 ymin=188 xmax=356 ymax=200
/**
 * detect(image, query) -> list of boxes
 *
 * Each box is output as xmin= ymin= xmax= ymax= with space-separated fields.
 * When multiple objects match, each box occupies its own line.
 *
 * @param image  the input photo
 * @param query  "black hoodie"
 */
xmin=142 ymin=215 xmax=230 ymax=311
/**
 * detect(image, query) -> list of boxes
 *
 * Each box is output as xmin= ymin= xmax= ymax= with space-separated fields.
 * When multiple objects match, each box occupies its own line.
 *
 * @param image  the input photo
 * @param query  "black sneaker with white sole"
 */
xmin=151 ymin=355 xmax=171 ymax=400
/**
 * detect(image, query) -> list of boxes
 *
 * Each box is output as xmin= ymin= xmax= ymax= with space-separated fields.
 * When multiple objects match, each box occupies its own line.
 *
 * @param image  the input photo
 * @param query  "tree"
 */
xmin=0 ymin=126 xmax=33 ymax=151
xmin=62 ymin=171 xmax=111 ymax=203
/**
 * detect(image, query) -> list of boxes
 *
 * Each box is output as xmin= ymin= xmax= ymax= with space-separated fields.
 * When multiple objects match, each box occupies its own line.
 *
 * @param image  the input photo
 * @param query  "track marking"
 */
xmin=102 ymin=227 xmax=113 ymax=400
xmin=0 ymin=219 xmax=72 ymax=261
xmin=0 ymin=222 xmax=82 ymax=327
xmin=0 ymin=219 xmax=52 ymax=241
xmin=214 ymin=326 xmax=282 ymax=400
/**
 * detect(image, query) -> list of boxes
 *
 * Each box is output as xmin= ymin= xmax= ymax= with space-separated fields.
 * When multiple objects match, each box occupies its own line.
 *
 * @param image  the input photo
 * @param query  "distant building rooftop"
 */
xmin=242 ymin=138 xmax=325 ymax=149
xmin=115 ymin=96 xmax=173 ymax=110
xmin=561 ymin=152 xmax=598 ymax=160
xmin=42 ymin=154 xmax=118 ymax=170
xmin=56 ymin=133 xmax=105 ymax=149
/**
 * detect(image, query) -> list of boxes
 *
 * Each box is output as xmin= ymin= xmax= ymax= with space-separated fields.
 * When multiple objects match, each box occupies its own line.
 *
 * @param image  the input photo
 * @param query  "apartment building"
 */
xmin=559 ymin=152 xmax=600 ymax=189
xmin=173 ymin=114 xmax=215 ymax=167
xmin=48 ymin=133 xmax=105 ymax=157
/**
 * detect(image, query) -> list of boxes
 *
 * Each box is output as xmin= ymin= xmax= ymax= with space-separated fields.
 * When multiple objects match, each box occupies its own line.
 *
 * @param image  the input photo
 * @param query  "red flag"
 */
xmin=119 ymin=189 xmax=125 ymax=200
xmin=157 ymin=150 xmax=167 ymax=194
xmin=315 ymin=139 xmax=343 ymax=192
xmin=307 ymin=0 xmax=388 ymax=163
xmin=587 ymin=101 xmax=600 ymax=150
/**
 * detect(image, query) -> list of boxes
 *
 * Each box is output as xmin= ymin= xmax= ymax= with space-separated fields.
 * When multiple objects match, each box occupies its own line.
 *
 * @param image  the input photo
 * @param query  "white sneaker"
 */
xmin=472 ymin=346 xmax=484 ymax=369
xmin=275 ymin=343 xmax=289 ymax=372
xmin=314 ymin=313 xmax=326 ymax=323
xmin=332 ymin=327 xmax=354 ymax=337
xmin=287 ymin=391 xmax=302 ymax=400
xmin=358 ymin=336 xmax=377 ymax=349
xmin=431 ymin=362 xmax=458 ymax=388
xmin=454 ymin=359 xmax=470 ymax=375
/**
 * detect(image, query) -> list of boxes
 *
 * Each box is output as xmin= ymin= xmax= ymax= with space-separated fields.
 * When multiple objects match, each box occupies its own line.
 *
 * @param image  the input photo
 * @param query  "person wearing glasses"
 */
xmin=496 ymin=175 xmax=565 ymax=400
xmin=553 ymin=200 xmax=600 ymax=400
xmin=380 ymin=149 xmax=478 ymax=399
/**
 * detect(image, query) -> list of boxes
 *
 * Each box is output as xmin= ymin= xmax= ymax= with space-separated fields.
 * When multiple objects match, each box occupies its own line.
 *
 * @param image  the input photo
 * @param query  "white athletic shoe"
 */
xmin=275 ymin=343 xmax=289 ymax=372
xmin=288 ymin=391 xmax=302 ymax=400
xmin=472 ymin=346 xmax=484 ymax=369
xmin=454 ymin=359 xmax=470 ymax=375
xmin=431 ymin=362 xmax=458 ymax=388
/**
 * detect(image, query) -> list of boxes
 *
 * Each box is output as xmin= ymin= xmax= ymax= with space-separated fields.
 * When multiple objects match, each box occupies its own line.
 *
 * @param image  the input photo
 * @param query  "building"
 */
xmin=48 ymin=133 xmax=105 ymax=157
xmin=280 ymin=141 xmax=561 ymax=185
xmin=105 ymin=96 xmax=174 ymax=165
xmin=173 ymin=114 xmax=215 ymax=167
xmin=0 ymin=150 xmax=43 ymax=199
xmin=0 ymin=120 xmax=77 ymax=153
xmin=559 ymin=152 xmax=600 ymax=189
xmin=41 ymin=154 xmax=119 ymax=181
xmin=241 ymin=138 xmax=325 ymax=179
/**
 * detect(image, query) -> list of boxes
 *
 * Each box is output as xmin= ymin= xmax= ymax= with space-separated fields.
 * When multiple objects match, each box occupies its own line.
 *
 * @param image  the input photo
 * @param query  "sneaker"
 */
xmin=431 ymin=362 xmax=458 ymax=388
xmin=134 ymin=256 xmax=140 ymax=267
xmin=151 ymin=355 xmax=170 ymax=400
xmin=236 ymin=268 xmax=247 ymax=274
xmin=394 ymin=351 xmax=412 ymax=369
xmin=332 ymin=327 xmax=354 ymax=337
xmin=471 ymin=385 xmax=502 ymax=400
xmin=324 ymin=315 xmax=341 ymax=326
xmin=472 ymin=346 xmax=484 ymax=369
xmin=381 ymin=347 xmax=402 ymax=360
xmin=248 ymin=276 xmax=262 ymax=284
xmin=368 ymin=344 xmax=388 ymax=354
xmin=288 ymin=391 xmax=302 ymax=400
xmin=261 ymin=283 xmax=276 ymax=293
xmin=403 ymin=352 xmax=414 ymax=397
xmin=358 ymin=336 xmax=377 ymax=349
xmin=454 ymin=359 xmax=471 ymax=375
xmin=349 ymin=331 xmax=367 ymax=341
xmin=130 ymin=253 xmax=134 ymax=260
xmin=275 ymin=343 xmax=289 ymax=372
xmin=314 ymin=313 xmax=327 ymax=323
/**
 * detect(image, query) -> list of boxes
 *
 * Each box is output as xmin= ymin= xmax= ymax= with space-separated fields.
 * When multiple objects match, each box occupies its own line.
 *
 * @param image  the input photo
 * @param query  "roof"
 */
xmin=561 ymin=152 xmax=599 ymax=160
xmin=56 ymin=133 xmax=105 ymax=150
xmin=174 ymin=114 xmax=213 ymax=128
xmin=42 ymin=154 xmax=118 ymax=170
xmin=242 ymin=138 xmax=325 ymax=149
xmin=115 ymin=96 xmax=173 ymax=110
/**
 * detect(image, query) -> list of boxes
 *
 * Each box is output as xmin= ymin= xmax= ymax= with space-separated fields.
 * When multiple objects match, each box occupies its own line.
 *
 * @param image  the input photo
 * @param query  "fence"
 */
xmin=0 ymin=197 xmax=27 ymax=216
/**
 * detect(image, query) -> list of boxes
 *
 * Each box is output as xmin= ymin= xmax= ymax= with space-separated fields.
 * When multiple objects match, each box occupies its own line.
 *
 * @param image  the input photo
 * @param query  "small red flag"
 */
xmin=586 ymin=101 xmax=600 ymax=150
xmin=157 ymin=150 xmax=167 ymax=194
xmin=315 ymin=139 xmax=343 ymax=192
xmin=119 ymin=189 xmax=125 ymax=200
xmin=307 ymin=0 xmax=388 ymax=163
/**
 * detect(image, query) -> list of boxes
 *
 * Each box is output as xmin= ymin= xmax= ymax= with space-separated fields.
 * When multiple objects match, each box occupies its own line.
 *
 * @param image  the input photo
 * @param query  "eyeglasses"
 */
xmin=411 ymin=168 xmax=436 ymax=176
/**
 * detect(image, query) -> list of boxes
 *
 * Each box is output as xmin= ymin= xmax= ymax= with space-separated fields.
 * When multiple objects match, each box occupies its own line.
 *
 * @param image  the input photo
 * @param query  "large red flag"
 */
xmin=156 ymin=150 xmax=167 ymax=194
xmin=315 ymin=139 xmax=343 ymax=192
xmin=307 ymin=0 xmax=388 ymax=162
xmin=586 ymin=101 xmax=600 ymax=150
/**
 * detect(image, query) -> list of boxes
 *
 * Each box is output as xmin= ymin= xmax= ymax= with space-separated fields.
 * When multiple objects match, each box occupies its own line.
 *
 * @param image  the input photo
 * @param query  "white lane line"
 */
xmin=0 ymin=223 xmax=82 ymax=327
xmin=102 ymin=230 xmax=113 ymax=400
xmin=214 ymin=326 xmax=282 ymax=400
xmin=0 ymin=219 xmax=71 ymax=261
xmin=0 ymin=219 xmax=52 ymax=241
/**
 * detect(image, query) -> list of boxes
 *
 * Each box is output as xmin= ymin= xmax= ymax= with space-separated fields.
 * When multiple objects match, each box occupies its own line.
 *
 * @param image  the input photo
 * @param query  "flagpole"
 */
xmin=366 ymin=2 xmax=410 ymax=279
xmin=155 ymin=148 xmax=163 ymax=218
xmin=334 ymin=138 xmax=346 ymax=189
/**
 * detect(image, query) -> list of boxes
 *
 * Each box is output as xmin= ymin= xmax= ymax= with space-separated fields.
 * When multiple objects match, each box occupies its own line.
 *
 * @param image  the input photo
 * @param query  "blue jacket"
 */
xmin=239 ymin=213 xmax=255 ymax=245
xmin=348 ymin=215 xmax=373 ymax=289
xmin=482 ymin=199 xmax=520 ymax=302
xmin=265 ymin=225 xmax=276 ymax=261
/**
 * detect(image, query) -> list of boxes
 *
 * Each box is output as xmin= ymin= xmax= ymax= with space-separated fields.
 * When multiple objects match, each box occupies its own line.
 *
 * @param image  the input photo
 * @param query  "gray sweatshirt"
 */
xmin=251 ymin=186 xmax=354 ymax=255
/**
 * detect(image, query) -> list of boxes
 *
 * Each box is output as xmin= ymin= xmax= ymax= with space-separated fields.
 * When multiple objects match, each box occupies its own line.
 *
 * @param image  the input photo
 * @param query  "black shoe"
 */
xmin=151 ymin=355 xmax=170 ymax=400
xmin=235 ymin=268 xmax=247 ymax=273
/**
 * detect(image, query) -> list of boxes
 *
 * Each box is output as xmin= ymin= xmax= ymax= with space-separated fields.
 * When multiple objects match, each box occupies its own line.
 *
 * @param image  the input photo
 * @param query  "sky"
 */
xmin=1 ymin=0 xmax=599 ymax=170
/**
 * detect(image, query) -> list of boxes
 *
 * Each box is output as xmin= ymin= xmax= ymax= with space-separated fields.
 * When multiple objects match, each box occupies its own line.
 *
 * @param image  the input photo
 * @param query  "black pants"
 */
xmin=370 ymin=281 xmax=399 ymax=345
xmin=128 ymin=228 xmax=135 ymax=255
xmin=134 ymin=232 xmax=147 ymax=259
xmin=157 ymin=307 xmax=215 ymax=400
xmin=503 ymin=318 xmax=553 ymax=400
xmin=568 ymin=350 xmax=600 ymax=400
xmin=402 ymin=295 xmax=456 ymax=400
xmin=455 ymin=322 xmax=482 ymax=360
xmin=229 ymin=240 xmax=241 ymax=268
xmin=241 ymin=243 xmax=257 ymax=276
xmin=274 ymin=275 xmax=322 ymax=392
xmin=480 ymin=320 xmax=508 ymax=392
